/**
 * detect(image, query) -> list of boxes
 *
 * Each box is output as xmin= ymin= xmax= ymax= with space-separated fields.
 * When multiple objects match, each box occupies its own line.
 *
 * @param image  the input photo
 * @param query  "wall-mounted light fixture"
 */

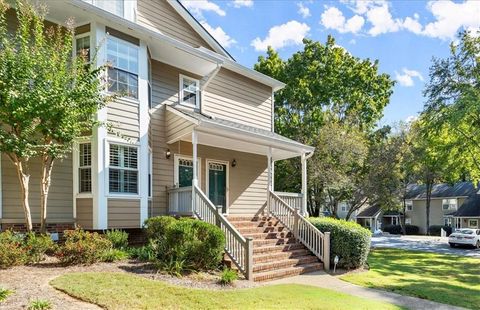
xmin=231 ymin=159 xmax=237 ymax=167
xmin=166 ymin=149 xmax=171 ymax=159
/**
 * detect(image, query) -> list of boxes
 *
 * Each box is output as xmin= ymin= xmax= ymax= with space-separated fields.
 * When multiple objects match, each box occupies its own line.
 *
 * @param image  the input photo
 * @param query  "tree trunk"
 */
xmin=401 ymin=198 xmax=407 ymax=235
xmin=11 ymin=158 xmax=33 ymax=231
xmin=40 ymin=155 xmax=54 ymax=233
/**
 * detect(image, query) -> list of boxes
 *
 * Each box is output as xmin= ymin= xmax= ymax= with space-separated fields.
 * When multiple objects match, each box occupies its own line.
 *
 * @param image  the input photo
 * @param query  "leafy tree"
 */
xmin=423 ymin=30 xmax=480 ymax=181
xmin=0 ymin=1 xmax=110 ymax=231
xmin=255 ymin=37 xmax=395 ymax=216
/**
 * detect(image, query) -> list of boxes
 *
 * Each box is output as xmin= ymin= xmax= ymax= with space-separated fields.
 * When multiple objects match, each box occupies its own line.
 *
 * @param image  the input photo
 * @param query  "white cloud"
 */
xmin=423 ymin=0 xmax=480 ymax=40
xmin=402 ymin=16 xmax=422 ymax=35
xmin=201 ymin=22 xmax=236 ymax=48
xmin=349 ymin=38 xmax=356 ymax=45
xmin=232 ymin=0 xmax=253 ymax=8
xmin=297 ymin=3 xmax=311 ymax=18
xmin=181 ymin=0 xmax=226 ymax=19
xmin=251 ymin=20 xmax=310 ymax=52
xmin=395 ymin=68 xmax=424 ymax=87
xmin=320 ymin=7 xmax=364 ymax=34
xmin=366 ymin=2 xmax=401 ymax=36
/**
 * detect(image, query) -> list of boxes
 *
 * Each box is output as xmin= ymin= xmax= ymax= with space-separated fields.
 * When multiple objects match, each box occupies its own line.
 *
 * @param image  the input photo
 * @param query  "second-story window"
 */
xmin=179 ymin=75 xmax=200 ymax=108
xmin=107 ymin=35 xmax=139 ymax=99
xmin=405 ymin=200 xmax=413 ymax=211
xmin=93 ymin=0 xmax=124 ymax=17
xmin=442 ymin=198 xmax=457 ymax=210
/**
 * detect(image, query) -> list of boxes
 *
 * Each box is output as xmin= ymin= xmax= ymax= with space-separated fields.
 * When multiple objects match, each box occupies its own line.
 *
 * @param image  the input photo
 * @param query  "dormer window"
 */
xmin=179 ymin=75 xmax=200 ymax=108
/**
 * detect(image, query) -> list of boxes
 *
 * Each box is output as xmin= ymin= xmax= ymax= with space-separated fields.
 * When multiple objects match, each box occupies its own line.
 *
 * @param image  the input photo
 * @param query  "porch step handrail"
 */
xmin=274 ymin=191 xmax=303 ymax=211
xmin=192 ymin=184 xmax=253 ymax=280
xmin=167 ymin=186 xmax=193 ymax=215
xmin=268 ymin=190 xmax=330 ymax=271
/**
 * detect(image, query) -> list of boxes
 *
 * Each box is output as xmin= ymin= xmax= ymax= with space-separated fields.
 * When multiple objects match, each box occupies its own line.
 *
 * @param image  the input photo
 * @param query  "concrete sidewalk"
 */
xmin=266 ymin=271 xmax=464 ymax=310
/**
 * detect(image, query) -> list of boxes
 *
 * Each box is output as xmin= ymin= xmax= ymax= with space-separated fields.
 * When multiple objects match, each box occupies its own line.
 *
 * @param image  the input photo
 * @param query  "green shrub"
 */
xmin=219 ymin=268 xmax=238 ymax=285
xmin=144 ymin=216 xmax=176 ymax=241
xmin=0 ymin=287 xmax=13 ymax=303
xmin=428 ymin=225 xmax=452 ymax=236
xmin=155 ymin=257 xmax=188 ymax=277
xmin=101 ymin=249 xmax=130 ymax=262
xmin=383 ymin=224 xmax=420 ymax=235
xmin=127 ymin=243 xmax=156 ymax=262
xmin=24 ymin=233 xmax=55 ymax=264
xmin=310 ymin=217 xmax=371 ymax=269
xmin=27 ymin=299 xmax=52 ymax=310
xmin=105 ymin=229 xmax=129 ymax=250
xmin=0 ymin=231 xmax=28 ymax=269
xmin=56 ymin=229 xmax=112 ymax=265
xmin=146 ymin=216 xmax=225 ymax=272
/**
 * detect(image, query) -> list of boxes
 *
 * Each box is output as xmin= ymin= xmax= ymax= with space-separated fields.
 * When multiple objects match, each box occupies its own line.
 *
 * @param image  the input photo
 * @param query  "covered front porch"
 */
xmin=164 ymin=105 xmax=314 ymax=217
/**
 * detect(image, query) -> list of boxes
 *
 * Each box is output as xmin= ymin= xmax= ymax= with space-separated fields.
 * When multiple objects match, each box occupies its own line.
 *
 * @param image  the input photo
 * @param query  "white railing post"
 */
xmin=323 ymin=232 xmax=331 ymax=271
xmin=192 ymin=130 xmax=198 ymax=213
xmin=267 ymin=148 xmax=273 ymax=216
xmin=293 ymin=209 xmax=300 ymax=238
xmin=245 ymin=237 xmax=254 ymax=281
xmin=215 ymin=205 xmax=222 ymax=228
xmin=301 ymin=152 xmax=308 ymax=217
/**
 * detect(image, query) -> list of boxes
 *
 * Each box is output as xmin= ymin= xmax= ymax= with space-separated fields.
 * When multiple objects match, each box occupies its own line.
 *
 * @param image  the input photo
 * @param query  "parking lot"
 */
xmin=371 ymin=235 xmax=480 ymax=258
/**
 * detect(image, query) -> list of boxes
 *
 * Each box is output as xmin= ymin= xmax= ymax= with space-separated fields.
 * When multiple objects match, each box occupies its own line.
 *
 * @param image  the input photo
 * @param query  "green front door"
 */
xmin=178 ymin=158 xmax=194 ymax=187
xmin=208 ymin=162 xmax=227 ymax=213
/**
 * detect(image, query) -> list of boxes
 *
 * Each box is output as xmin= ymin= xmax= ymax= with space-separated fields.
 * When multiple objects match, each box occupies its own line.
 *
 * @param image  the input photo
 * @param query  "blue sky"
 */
xmin=181 ymin=0 xmax=480 ymax=126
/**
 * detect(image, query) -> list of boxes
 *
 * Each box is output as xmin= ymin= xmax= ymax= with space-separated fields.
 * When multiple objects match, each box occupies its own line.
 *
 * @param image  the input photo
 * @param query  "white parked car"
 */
xmin=448 ymin=228 xmax=480 ymax=248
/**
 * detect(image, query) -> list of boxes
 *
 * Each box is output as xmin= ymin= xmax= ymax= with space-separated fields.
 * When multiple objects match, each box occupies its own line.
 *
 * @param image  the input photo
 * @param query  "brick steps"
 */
xmin=227 ymin=215 xmax=323 ymax=282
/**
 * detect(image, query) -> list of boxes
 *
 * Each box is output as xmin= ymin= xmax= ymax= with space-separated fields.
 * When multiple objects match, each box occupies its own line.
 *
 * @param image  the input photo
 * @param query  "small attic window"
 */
xmin=179 ymin=74 xmax=200 ymax=108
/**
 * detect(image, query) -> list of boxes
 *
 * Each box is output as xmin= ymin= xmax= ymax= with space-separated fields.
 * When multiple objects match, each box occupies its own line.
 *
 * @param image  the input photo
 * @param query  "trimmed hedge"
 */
xmin=55 ymin=229 xmax=112 ymax=265
xmin=145 ymin=216 xmax=225 ymax=271
xmin=383 ymin=224 xmax=420 ymax=235
xmin=429 ymin=225 xmax=452 ymax=236
xmin=309 ymin=217 xmax=371 ymax=269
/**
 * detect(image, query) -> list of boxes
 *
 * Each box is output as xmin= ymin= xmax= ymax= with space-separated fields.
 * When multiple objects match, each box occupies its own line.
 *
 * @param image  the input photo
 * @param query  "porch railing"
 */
xmin=274 ymin=191 xmax=303 ymax=211
xmin=193 ymin=184 xmax=253 ymax=280
xmin=168 ymin=186 xmax=193 ymax=215
xmin=268 ymin=190 xmax=330 ymax=270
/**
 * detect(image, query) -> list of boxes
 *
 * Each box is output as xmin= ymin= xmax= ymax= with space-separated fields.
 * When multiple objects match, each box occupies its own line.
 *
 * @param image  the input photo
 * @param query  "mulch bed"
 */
xmin=0 ymin=257 xmax=256 ymax=310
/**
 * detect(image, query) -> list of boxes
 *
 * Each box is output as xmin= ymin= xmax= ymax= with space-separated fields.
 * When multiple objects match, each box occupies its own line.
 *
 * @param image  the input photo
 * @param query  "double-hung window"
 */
xmin=442 ymin=198 xmax=457 ymax=210
xmin=107 ymin=35 xmax=139 ymax=99
xmin=79 ymin=143 xmax=92 ymax=193
xmin=75 ymin=33 xmax=90 ymax=61
xmin=109 ymin=144 xmax=138 ymax=194
xmin=179 ymin=75 xmax=200 ymax=108
xmin=405 ymin=200 xmax=413 ymax=211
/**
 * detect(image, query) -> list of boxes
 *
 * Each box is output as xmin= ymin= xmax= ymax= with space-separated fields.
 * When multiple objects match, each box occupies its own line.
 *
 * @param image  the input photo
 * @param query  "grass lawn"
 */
xmin=341 ymin=248 xmax=480 ymax=309
xmin=51 ymin=272 xmax=401 ymax=310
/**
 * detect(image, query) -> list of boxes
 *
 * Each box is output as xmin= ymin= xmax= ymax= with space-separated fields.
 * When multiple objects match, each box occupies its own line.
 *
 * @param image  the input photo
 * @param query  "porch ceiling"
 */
xmin=166 ymin=106 xmax=314 ymax=161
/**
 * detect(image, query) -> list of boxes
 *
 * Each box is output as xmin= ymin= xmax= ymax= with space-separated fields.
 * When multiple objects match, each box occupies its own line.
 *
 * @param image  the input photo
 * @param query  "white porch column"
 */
xmin=266 ymin=148 xmax=273 ymax=215
xmin=301 ymin=152 xmax=308 ymax=217
xmin=192 ymin=130 xmax=198 ymax=186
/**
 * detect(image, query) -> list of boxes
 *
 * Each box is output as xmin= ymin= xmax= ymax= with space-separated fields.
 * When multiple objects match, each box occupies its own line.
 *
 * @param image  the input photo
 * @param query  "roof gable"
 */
xmin=405 ymin=182 xmax=477 ymax=200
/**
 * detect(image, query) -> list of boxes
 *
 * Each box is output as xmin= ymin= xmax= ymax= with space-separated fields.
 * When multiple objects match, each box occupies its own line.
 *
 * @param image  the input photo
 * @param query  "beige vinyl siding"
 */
xmin=107 ymin=99 xmax=140 ymax=141
xmin=108 ymin=199 xmax=140 ymax=228
xmin=76 ymin=198 xmax=93 ymax=229
xmin=136 ymin=0 xmax=213 ymax=50
xmin=171 ymin=141 xmax=268 ymax=215
xmin=1 ymin=154 xmax=73 ymax=223
xmin=202 ymin=68 xmax=273 ymax=131
xmin=166 ymin=110 xmax=195 ymax=143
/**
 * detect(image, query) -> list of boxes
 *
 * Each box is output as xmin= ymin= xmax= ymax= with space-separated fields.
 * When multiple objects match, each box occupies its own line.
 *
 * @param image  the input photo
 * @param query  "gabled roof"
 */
xmin=169 ymin=0 xmax=234 ymax=61
xmin=453 ymin=194 xmax=480 ymax=217
xmin=405 ymin=182 xmax=476 ymax=200
xmin=357 ymin=205 xmax=381 ymax=218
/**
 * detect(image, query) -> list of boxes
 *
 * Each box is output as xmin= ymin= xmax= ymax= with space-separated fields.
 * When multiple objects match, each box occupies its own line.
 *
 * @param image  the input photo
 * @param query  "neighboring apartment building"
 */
xmin=0 ymin=0 xmax=313 ymax=232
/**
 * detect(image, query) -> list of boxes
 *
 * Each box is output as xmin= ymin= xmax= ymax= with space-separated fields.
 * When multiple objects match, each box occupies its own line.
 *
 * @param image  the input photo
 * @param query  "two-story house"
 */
xmin=0 ymin=0 xmax=329 ymax=281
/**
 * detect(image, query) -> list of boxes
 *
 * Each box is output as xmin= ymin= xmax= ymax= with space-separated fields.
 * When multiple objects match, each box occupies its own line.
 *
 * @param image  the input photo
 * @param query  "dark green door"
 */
xmin=208 ymin=162 xmax=227 ymax=213
xmin=178 ymin=158 xmax=193 ymax=187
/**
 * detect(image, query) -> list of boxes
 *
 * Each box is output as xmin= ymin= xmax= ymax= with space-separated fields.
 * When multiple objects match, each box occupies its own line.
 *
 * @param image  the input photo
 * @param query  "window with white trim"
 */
xmin=339 ymin=202 xmax=348 ymax=212
xmin=442 ymin=198 xmax=457 ymax=210
xmin=444 ymin=217 xmax=452 ymax=227
xmin=468 ymin=219 xmax=478 ymax=228
xmin=405 ymin=200 xmax=413 ymax=211
xmin=109 ymin=144 xmax=138 ymax=194
xmin=75 ymin=33 xmax=90 ymax=61
xmin=79 ymin=143 xmax=92 ymax=193
xmin=179 ymin=75 xmax=199 ymax=108
xmin=405 ymin=218 xmax=412 ymax=225
xmin=107 ymin=35 xmax=139 ymax=99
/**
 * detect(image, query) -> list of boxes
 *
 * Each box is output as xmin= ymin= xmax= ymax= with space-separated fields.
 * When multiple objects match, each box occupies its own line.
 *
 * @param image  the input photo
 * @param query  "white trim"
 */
xmin=205 ymin=159 xmax=230 ymax=214
xmin=106 ymin=141 xmax=140 ymax=196
xmin=173 ymin=154 xmax=202 ymax=187
xmin=92 ymin=21 xmax=108 ymax=230
xmin=468 ymin=219 xmax=479 ymax=228
xmin=179 ymin=74 xmax=200 ymax=109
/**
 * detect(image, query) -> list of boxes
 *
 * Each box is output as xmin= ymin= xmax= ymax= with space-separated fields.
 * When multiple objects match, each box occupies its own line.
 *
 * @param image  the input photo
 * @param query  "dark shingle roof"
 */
xmin=453 ymin=195 xmax=480 ymax=217
xmin=357 ymin=205 xmax=381 ymax=218
xmin=405 ymin=182 xmax=476 ymax=200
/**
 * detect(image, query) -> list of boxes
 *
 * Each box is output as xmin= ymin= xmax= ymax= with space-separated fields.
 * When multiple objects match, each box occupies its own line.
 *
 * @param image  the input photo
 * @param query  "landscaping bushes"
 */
xmin=0 ymin=231 xmax=53 ymax=268
xmin=383 ymin=224 xmax=420 ymax=235
xmin=428 ymin=225 xmax=452 ymax=236
xmin=310 ymin=217 xmax=371 ymax=269
xmin=145 ymin=216 xmax=225 ymax=273
xmin=55 ymin=230 xmax=112 ymax=265
xmin=105 ymin=229 xmax=129 ymax=250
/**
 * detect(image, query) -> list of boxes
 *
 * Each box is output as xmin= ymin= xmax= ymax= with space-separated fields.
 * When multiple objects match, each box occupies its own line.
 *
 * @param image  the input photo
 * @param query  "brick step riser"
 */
xmin=237 ymin=226 xmax=288 ymax=234
xmin=253 ymin=238 xmax=297 ymax=247
xmin=253 ymin=250 xmax=310 ymax=263
xmin=253 ymin=256 xmax=319 ymax=272
xmin=243 ymin=232 xmax=294 ymax=240
xmin=253 ymin=264 xmax=323 ymax=282
xmin=229 ymin=221 xmax=282 ymax=228
xmin=252 ymin=243 xmax=306 ymax=255
xmin=227 ymin=216 xmax=275 ymax=222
